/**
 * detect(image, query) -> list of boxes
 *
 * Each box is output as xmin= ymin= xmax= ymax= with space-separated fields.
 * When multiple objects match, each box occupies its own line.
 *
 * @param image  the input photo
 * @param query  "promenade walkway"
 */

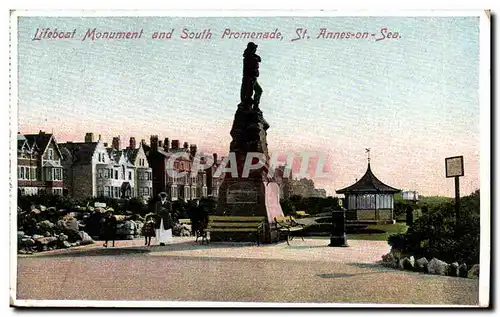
xmin=15 ymin=237 xmax=479 ymax=306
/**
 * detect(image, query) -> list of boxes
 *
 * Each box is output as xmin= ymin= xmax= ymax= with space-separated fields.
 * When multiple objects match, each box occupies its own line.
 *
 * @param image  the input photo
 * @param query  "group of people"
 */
xmin=97 ymin=193 xmax=211 ymax=248
xmin=141 ymin=194 xmax=210 ymax=247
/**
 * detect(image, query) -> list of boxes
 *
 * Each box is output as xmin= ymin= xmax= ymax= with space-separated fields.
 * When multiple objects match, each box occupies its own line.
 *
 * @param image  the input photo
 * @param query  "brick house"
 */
xmin=145 ymin=136 xmax=209 ymax=201
xmin=18 ymin=131 xmax=64 ymax=196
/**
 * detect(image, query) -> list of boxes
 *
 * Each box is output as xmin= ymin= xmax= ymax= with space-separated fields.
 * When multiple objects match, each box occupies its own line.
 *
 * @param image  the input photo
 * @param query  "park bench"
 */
xmin=295 ymin=211 xmax=310 ymax=218
xmin=203 ymin=216 xmax=265 ymax=245
xmin=178 ymin=218 xmax=191 ymax=225
xmin=275 ymin=216 xmax=305 ymax=245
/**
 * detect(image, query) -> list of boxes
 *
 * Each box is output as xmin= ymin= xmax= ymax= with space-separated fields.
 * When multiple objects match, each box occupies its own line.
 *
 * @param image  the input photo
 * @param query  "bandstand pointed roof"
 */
xmin=336 ymin=163 xmax=400 ymax=194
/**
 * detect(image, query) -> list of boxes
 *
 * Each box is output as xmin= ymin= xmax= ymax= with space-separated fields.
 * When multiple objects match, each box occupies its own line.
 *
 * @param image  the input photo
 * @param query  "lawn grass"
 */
xmin=347 ymin=222 xmax=408 ymax=241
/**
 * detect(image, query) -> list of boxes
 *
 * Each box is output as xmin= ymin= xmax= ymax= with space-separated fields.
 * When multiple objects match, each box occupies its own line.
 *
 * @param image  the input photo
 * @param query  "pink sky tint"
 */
xmin=21 ymin=119 xmax=479 ymax=198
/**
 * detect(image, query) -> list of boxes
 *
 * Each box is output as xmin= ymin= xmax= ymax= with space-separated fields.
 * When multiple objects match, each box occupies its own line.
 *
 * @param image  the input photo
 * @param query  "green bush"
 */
xmin=388 ymin=190 xmax=480 ymax=266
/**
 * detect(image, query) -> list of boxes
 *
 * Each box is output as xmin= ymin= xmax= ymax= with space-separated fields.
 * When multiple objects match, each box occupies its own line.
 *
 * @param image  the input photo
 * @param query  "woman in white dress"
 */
xmin=154 ymin=192 xmax=173 ymax=246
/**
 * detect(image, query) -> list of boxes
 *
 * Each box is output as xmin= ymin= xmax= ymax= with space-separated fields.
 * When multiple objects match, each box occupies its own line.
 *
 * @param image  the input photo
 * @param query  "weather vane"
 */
xmin=365 ymin=148 xmax=371 ymax=163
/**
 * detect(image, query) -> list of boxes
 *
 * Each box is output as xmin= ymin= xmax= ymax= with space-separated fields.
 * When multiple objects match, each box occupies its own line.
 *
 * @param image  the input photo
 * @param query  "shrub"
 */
xmin=389 ymin=190 xmax=480 ymax=266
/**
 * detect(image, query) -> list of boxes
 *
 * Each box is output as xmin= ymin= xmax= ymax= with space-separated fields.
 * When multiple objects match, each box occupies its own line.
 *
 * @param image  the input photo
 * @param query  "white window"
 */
xmin=54 ymin=168 xmax=62 ymax=181
xmin=202 ymin=187 xmax=207 ymax=197
xmin=48 ymin=149 xmax=53 ymax=160
xmin=45 ymin=168 xmax=53 ymax=181
xmin=30 ymin=167 xmax=37 ymax=180
xmin=98 ymin=168 xmax=103 ymax=179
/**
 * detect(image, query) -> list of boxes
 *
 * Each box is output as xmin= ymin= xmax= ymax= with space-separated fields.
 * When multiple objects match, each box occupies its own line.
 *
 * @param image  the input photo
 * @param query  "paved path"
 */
xmin=15 ymin=238 xmax=479 ymax=306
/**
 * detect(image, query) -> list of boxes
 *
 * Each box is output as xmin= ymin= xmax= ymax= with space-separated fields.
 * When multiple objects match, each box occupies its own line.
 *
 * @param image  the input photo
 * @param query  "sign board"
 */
xmin=227 ymin=182 xmax=258 ymax=204
xmin=445 ymin=156 xmax=464 ymax=178
xmin=94 ymin=202 xmax=106 ymax=208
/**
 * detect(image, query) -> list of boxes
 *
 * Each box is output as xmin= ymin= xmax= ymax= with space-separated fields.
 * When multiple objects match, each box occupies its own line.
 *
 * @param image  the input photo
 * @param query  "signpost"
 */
xmin=445 ymin=156 xmax=464 ymax=224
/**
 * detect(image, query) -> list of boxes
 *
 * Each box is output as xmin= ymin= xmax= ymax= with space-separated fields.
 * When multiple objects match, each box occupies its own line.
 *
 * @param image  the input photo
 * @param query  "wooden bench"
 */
xmin=295 ymin=211 xmax=310 ymax=218
xmin=275 ymin=216 xmax=305 ymax=245
xmin=178 ymin=219 xmax=191 ymax=225
xmin=203 ymin=216 xmax=265 ymax=245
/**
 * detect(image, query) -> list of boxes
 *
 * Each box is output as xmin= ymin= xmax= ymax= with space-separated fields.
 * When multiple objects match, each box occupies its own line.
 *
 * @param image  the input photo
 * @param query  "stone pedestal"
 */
xmin=213 ymin=102 xmax=284 ymax=243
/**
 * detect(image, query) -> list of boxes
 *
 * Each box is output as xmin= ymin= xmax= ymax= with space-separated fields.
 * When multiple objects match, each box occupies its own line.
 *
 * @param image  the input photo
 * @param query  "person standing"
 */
xmin=154 ymin=193 xmax=174 ymax=246
xmin=102 ymin=211 xmax=117 ymax=247
xmin=155 ymin=207 xmax=173 ymax=246
xmin=141 ymin=214 xmax=156 ymax=246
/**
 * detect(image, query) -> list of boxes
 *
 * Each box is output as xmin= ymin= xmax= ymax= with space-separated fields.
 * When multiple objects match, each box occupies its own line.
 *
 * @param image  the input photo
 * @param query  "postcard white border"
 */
xmin=8 ymin=8 xmax=490 ymax=309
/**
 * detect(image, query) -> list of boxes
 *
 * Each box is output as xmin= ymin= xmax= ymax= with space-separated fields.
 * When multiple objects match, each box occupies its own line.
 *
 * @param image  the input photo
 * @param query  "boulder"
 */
xmin=77 ymin=231 xmax=94 ymax=244
xmin=32 ymin=234 xmax=44 ymax=240
xmin=35 ymin=236 xmax=58 ymax=246
xmin=458 ymin=263 xmax=468 ymax=278
xmin=62 ymin=241 xmax=72 ymax=248
xmin=124 ymin=234 xmax=135 ymax=240
xmin=180 ymin=228 xmax=191 ymax=237
xmin=381 ymin=252 xmax=398 ymax=268
xmin=57 ymin=217 xmax=79 ymax=239
xmin=135 ymin=222 xmax=144 ymax=237
xmin=58 ymin=233 xmax=68 ymax=242
xmin=467 ymin=264 xmax=479 ymax=279
xmin=94 ymin=207 xmax=106 ymax=214
xmin=402 ymin=256 xmax=415 ymax=270
xmin=38 ymin=205 xmax=47 ymax=212
xmin=398 ymin=258 xmax=405 ymax=270
xmin=21 ymin=238 xmax=35 ymax=247
xmin=116 ymin=220 xmax=136 ymax=237
xmin=38 ymin=220 xmax=55 ymax=233
xmin=415 ymin=257 xmax=429 ymax=273
xmin=448 ymin=262 xmax=459 ymax=277
xmin=173 ymin=224 xmax=192 ymax=237
xmin=30 ymin=208 xmax=41 ymax=215
xmin=43 ymin=231 xmax=52 ymax=237
xmin=427 ymin=258 xmax=449 ymax=275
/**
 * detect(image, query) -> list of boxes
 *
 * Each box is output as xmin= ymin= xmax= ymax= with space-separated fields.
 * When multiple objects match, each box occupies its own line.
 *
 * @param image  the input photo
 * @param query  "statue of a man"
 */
xmin=240 ymin=42 xmax=262 ymax=110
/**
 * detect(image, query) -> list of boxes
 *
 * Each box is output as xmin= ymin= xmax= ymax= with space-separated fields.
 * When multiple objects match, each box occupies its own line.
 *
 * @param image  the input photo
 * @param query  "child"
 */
xmin=142 ymin=214 xmax=156 ymax=246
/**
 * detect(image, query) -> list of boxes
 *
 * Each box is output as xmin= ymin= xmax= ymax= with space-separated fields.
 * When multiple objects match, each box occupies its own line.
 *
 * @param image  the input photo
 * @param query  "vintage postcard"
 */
xmin=10 ymin=10 xmax=490 ymax=307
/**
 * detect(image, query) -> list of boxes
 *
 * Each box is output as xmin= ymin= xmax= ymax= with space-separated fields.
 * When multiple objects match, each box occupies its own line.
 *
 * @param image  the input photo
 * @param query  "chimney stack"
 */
xmin=189 ymin=144 xmax=197 ymax=158
xmin=112 ymin=136 xmax=120 ymax=150
xmin=85 ymin=133 xmax=94 ymax=143
xmin=163 ymin=138 xmax=170 ymax=151
xmin=104 ymin=142 xmax=108 ymax=147
xmin=150 ymin=135 xmax=159 ymax=152
xmin=129 ymin=137 xmax=136 ymax=149
xmin=98 ymin=134 xmax=102 ymax=141
xmin=213 ymin=153 xmax=218 ymax=163
xmin=171 ymin=140 xmax=179 ymax=150
xmin=159 ymin=140 xmax=163 ymax=148
xmin=183 ymin=141 xmax=189 ymax=150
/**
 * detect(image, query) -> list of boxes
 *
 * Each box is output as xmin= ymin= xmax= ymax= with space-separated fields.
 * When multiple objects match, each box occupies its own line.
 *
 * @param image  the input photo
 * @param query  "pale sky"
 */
xmin=17 ymin=16 xmax=481 ymax=197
